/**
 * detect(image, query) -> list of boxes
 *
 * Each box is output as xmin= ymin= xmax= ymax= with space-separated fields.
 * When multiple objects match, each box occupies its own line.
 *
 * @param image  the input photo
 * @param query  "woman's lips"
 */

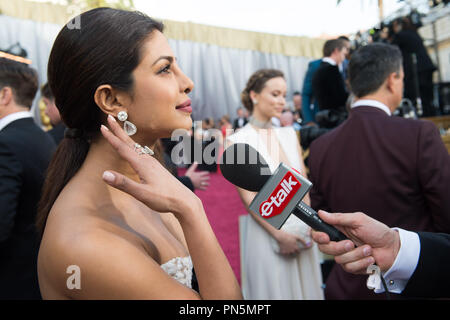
xmin=176 ymin=99 xmax=192 ymax=113
xmin=177 ymin=106 xmax=192 ymax=113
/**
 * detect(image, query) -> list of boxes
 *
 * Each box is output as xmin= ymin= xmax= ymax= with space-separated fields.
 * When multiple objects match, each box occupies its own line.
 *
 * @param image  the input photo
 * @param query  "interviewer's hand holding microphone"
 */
xmin=311 ymin=211 xmax=401 ymax=274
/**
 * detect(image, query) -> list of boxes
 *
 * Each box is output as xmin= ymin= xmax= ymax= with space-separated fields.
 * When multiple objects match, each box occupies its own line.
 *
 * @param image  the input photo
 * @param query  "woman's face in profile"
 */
xmin=127 ymin=31 xmax=194 ymax=139
xmin=253 ymin=77 xmax=287 ymax=119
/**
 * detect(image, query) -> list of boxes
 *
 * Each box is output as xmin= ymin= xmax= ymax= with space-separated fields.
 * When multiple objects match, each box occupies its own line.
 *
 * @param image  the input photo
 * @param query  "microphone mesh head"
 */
xmin=219 ymin=143 xmax=271 ymax=192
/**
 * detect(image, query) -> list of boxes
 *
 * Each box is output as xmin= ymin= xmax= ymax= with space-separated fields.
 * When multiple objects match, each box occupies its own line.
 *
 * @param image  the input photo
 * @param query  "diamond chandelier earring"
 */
xmin=117 ymin=111 xmax=137 ymax=136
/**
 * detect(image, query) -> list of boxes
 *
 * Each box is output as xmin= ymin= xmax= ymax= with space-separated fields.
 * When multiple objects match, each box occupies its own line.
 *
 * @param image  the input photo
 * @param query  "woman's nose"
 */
xmin=179 ymin=69 xmax=194 ymax=94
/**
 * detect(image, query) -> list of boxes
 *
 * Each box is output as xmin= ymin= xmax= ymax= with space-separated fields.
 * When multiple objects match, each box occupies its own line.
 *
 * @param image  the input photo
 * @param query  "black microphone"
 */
xmin=220 ymin=143 xmax=347 ymax=242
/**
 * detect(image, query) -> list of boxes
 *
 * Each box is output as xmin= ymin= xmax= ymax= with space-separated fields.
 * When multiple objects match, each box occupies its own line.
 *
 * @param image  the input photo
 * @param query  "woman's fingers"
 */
xmin=281 ymin=247 xmax=300 ymax=256
xmin=106 ymin=114 xmax=136 ymax=147
xmin=102 ymin=170 xmax=148 ymax=203
xmin=100 ymin=125 xmax=139 ymax=168
xmin=295 ymin=235 xmax=311 ymax=248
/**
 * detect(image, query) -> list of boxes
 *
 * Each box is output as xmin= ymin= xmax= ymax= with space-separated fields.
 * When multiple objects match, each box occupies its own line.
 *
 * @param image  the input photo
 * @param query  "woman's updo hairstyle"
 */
xmin=241 ymin=69 xmax=284 ymax=113
xmin=37 ymin=8 xmax=164 ymax=235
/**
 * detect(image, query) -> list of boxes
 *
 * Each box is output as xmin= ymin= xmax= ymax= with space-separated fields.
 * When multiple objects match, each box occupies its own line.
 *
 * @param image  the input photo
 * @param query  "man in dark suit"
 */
xmin=301 ymin=58 xmax=321 ymax=125
xmin=0 ymin=58 xmax=56 ymax=299
xmin=302 ymin=37 xmax=351 ymax=127
xmin=41 ymin=83 xmax=65 ymax=145
xmin=232 ymin=107 xmax=248 ymax=130
xmin=312 ymin=39 xmax=349 ymax=117
xmin=308 ymin=43 xmax=450 ymax=299
xmin=391 ymin=17 xmax=437 ymax=117
xmin=311 ymin=210 xmax=450 ymax=299
xmin=337 ymin=36 xmax=351 ymax=83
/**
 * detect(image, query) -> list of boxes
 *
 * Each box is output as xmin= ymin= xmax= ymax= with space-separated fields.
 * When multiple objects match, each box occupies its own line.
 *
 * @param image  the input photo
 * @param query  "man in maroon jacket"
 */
xmin=308 ymin=43 xmax=450 ymax=300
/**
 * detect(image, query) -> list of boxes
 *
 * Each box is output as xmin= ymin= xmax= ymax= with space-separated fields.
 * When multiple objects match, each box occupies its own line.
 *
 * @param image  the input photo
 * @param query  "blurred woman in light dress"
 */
xmin=227 ymin=69 xmax=324 ymax=300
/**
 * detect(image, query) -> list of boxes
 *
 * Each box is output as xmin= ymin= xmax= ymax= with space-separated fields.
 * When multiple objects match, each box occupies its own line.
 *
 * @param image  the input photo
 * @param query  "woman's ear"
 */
xmin=249 ymin=90 xmax=258 ymax=103
xmin=94 ymin=84 xmax=129 ymax=117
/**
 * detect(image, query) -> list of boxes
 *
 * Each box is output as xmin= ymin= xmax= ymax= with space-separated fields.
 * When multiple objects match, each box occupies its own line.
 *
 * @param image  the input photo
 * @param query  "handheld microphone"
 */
xmin=220 ymin=143 xmax=347 ymax=242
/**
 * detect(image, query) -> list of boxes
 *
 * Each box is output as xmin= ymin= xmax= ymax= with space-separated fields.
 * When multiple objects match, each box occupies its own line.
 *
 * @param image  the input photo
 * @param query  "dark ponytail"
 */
xmin=37 ymin=8 xmax=164 ymax=236
xmin=37 ymin=138 xmax=89 ymax=233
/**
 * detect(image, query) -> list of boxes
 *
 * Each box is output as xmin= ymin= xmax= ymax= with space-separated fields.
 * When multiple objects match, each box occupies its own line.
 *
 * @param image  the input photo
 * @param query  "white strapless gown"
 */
xmin=227 ymin=124 xmax=324 ymax=300
xmin=161 ymin=256 xmax=193 ymax=288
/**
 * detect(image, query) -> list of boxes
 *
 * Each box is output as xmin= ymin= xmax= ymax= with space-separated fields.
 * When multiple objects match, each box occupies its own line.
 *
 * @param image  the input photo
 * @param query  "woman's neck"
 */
xmin=81 ymin=135 xmax=156 ymax=190
xmin=249 ymin=110 xmax=272 ymax=129
xmin=59 ymin=134 xmax=158 ymax=221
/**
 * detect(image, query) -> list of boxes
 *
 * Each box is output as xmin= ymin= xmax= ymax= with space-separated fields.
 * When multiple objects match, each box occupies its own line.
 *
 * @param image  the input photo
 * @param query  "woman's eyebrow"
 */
xmin=151 ymin=56 xmax=175 ymax=66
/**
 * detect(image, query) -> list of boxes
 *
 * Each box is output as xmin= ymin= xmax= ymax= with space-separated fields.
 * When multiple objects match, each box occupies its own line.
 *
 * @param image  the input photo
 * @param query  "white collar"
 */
xmin=352 ymin=99 xmax=391 ymax=116
xmin=322 ymin=57 xmax=337 ymax=66
xmin=0 ymin=111 xmax=33 ymax=131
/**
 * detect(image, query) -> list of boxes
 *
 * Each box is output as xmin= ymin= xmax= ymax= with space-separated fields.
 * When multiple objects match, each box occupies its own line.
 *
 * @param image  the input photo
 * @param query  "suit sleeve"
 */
xmin=301 ymin=62 xmax=316 ymax=124
xmin=417 ymin=121 xmax=450 ymax=233
xmin=177 ymin=176 xmax=195 ymax=192
xmin=308 ymin=141 xmax=330 ymax=212
xmin=232 ymin=119 xmax=238 ymax=130
xmin=0 ymin=140 xmax=23 ymax=243
xmin=402 ymin=232 xmax=450 ymax=298
xmin=331 ymin=67 xmax=349 ymax=108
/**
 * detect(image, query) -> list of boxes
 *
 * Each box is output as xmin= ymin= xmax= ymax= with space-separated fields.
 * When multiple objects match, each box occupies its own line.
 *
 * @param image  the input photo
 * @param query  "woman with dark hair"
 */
xmin=36 ymin=8 xmax=242 ymax=300
xmin=226 ymin=69 xmax=324 ymax=300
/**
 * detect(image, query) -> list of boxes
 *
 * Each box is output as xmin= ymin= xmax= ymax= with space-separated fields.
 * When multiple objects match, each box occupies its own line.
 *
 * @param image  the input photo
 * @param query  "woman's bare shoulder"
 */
xmin=38 ymin=205 xmax=134 ymax=295
xmin=40 ymin=209 xmax=142 ymax=298
xmin=38 ymin=203 xmax=200 ymax=299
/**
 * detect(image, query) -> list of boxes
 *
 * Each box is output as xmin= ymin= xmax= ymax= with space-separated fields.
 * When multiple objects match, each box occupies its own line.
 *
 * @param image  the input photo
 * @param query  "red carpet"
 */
xmin=178 ymin=166 xmax=247 ymax=285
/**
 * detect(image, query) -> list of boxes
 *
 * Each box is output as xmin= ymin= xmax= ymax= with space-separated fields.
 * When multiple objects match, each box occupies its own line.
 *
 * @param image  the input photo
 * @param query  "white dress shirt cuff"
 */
xmin=374 ymin=228 xmax=420 ymax=294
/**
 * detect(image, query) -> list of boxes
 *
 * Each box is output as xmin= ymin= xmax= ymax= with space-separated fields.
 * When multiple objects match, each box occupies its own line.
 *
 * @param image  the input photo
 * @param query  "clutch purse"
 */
xmin=269 ymin=215 xmax=311 ymax=253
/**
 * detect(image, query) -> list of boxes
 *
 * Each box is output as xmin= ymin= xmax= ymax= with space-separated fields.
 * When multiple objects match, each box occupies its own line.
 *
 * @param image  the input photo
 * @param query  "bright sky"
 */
xmin=134 ymin=0 xmax=412 ymax=38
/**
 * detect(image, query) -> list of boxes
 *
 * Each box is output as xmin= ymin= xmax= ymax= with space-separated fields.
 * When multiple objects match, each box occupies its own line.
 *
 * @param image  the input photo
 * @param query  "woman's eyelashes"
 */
xmin=158 ymin=63 xmax=171 ymax=74
xmin=272 ymin=92 xmax=287 ymax=99
xmin=272 ymin=91 xmax=286 ymax=98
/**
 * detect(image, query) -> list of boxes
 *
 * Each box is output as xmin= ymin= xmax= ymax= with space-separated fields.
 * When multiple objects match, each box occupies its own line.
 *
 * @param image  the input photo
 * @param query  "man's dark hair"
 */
xmin=348 ymin=43 xmax=403 ymax=98
xmin=293 ymin=91 xmax=301 ymax=96
xmin=338 ymin=35 xmax=350 ymax=42
xmin=41 ymin=83 xmax=54 ymax=100
xmin=0 ymin=57 xmax=38 ymax=108
xmin=323 ymin=39 xmax=347 ymax=57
